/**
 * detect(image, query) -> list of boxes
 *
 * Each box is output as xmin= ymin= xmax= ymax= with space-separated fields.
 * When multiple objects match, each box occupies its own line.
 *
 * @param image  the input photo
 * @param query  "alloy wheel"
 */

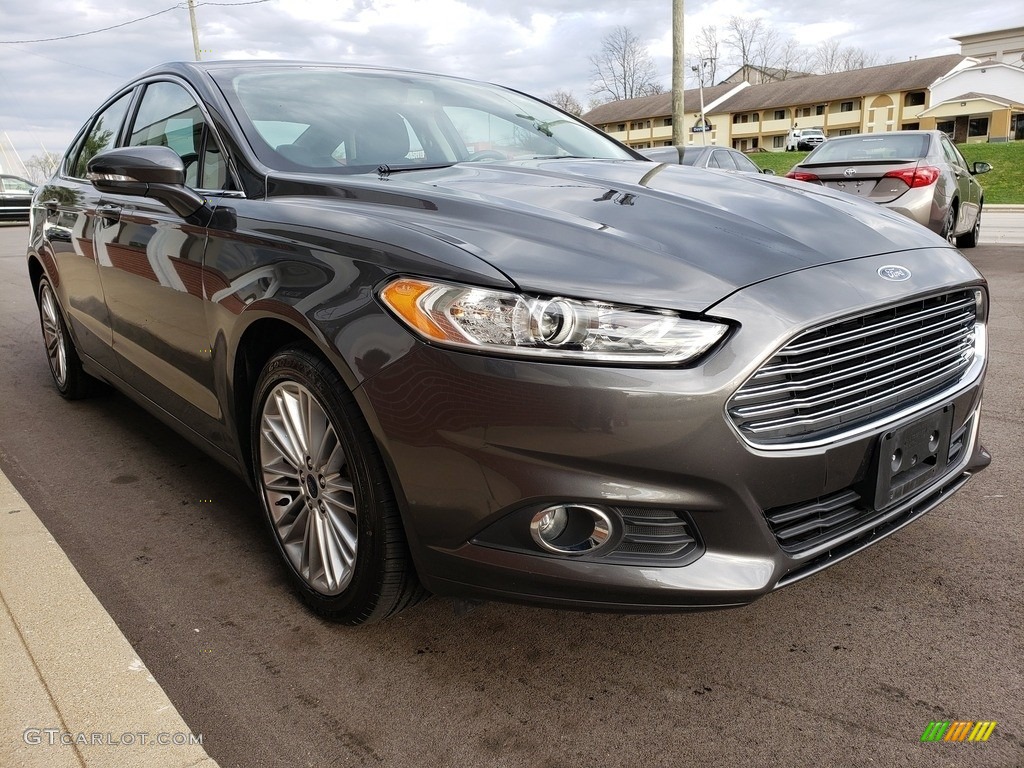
xmin=258 ymin=381 xmax=358 ymax=595
xmin=39 ymin=283 xmax=67 ymax=387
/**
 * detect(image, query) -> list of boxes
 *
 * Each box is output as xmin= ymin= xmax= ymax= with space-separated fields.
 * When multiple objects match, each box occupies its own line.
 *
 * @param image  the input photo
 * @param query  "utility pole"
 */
xmin=187 ymin=0 xmax=202 ymax=61
xmin=671 ymin=0 xmax=685 ymax=155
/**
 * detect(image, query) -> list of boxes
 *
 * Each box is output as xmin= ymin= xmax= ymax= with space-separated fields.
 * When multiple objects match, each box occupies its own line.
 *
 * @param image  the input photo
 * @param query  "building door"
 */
xmin=953 ymin=116 xmax=969 ymax=144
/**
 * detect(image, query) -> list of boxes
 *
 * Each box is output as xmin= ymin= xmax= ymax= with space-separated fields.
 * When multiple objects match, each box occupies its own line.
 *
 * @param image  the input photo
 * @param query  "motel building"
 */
xmin=583 ymin=26 xmax=1024 ymax=151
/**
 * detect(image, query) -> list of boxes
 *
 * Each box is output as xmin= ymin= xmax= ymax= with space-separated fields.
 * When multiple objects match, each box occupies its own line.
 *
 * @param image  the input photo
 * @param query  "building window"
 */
xmin=904 ymin=91 xmax=926 ymax=107
xmin=1012 ymin=113 xmax=1024 ymax=141
xmin=968 ymin=117 xmax=989 ymax=138
xmin=815 ymin=105 xmax=824 ymax=116
xmin=839 ymin=129 xmax=853 ymax=136
xmin=663 ymin=117 xmax=672 ymax=127
xmin=662 ymin=140 xmax=673 ymax=146
xmin=840 ymin=101 xmax=854 ymax=112
xmin=773 ymin=109 xmax=786 ymax=120
xmin=617 ymin=123 xmax=626 ymax=132
xmin=901 ymin=122 xmax=920 ymax=131
xmin=936 ymin=120 xmax=954 ymax=137
xmin=773 ymin=135 xmax=784 ymax=148
xmin=752 ymin=113 xmax=759 ymax=122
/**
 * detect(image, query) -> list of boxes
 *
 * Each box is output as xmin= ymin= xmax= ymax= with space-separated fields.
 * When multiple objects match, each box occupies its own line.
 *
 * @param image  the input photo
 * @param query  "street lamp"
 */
xmin=691 ymin=58 xmax=714 ymax=146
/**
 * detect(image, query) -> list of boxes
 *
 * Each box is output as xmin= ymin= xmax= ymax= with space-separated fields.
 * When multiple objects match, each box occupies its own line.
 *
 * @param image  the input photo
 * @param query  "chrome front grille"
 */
xmin=729 ymin=290 xmax=978 ymax=444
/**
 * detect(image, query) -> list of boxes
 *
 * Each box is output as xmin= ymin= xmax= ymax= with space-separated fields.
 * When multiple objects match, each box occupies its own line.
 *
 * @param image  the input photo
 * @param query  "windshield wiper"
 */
xmin=376 ymin=162 xmax=455 ymax=177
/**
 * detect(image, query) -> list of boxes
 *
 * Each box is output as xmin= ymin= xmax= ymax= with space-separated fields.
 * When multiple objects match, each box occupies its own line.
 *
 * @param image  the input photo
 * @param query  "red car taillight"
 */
xmin=785 ymin=171 xmax=820 ymax=182
xmin=882 ymin=166 xmax=940 ymax=188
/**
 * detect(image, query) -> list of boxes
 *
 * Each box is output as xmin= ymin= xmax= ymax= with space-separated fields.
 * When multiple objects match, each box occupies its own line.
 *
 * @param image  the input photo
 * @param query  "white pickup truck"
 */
xmin=785 ymin=127 xmax=827 ymax=152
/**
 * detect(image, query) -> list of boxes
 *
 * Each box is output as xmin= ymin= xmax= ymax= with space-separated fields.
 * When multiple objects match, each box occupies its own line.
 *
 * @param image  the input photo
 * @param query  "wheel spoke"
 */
xmin=278 ymin=387 xmax=309 ymax=459
xmin=324 ymin=503 xmax=358 ymax=563
xmin=320 ymin=511 xmax=353 ymax=590
xmin=305 ymin=394 xmax=330 ymax=467
xmin=271 ymin=492 xmax=305 ymax=530
xmin=323 ymin=475 xmax=356 ymax=514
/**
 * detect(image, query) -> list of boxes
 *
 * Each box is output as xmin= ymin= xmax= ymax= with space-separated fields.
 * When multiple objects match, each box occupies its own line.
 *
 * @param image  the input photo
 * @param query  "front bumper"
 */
xmin=355 ymin=248 xmax=988 ymax=610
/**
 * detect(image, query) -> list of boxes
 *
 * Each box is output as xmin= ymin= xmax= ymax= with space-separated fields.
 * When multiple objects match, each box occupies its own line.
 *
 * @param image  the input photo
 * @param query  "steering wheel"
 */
xmin=468 ymin=150 xmax=507 ymax=162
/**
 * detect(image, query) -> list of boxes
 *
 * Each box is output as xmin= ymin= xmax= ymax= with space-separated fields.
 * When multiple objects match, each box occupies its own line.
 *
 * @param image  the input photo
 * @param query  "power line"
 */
xmin=0 ymin=0 xmax=273 ymax=45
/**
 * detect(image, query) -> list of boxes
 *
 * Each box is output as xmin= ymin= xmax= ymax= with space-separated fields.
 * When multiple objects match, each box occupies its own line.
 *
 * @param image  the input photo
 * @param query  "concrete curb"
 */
xmin=0 ymin=468 xmax=219 ymax=768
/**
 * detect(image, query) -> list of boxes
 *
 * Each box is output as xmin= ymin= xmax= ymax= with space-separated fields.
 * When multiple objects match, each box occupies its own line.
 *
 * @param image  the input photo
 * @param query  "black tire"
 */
xmin=939 ymin=204 xmax=957 ymax=245
xmin=956 ymin=204 xmax=981 ymax=249
xmin=37 ymin=277 xmax=98 ymax=400
xmin=251 ymin=344 xmax=425 ymax=624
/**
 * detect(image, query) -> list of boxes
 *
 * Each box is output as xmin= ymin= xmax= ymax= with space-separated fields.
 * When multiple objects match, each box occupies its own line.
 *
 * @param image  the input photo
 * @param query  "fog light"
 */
xmin=529 ymin=504 xmax=614 ymax=555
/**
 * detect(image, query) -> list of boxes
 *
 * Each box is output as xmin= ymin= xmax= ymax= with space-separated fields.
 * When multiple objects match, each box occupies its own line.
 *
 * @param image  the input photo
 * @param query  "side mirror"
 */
xmin=761 ymin=168 xmax=776 ymax=175
xmin=971 ymin=161 xmax=992 ymax=175
xmin=87 ymin=146 xmax=212 ymax=224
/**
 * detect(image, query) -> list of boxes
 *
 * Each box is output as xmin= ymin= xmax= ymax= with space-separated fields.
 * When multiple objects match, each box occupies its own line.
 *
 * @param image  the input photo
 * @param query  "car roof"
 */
xmin=823 ymin=130 xmax=939 ymax=141
xmin=138 ymin=59 xmax=477 ymax=83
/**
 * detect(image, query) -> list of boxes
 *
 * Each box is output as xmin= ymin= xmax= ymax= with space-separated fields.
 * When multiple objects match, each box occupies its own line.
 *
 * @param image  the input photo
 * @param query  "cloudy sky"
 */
xmin=0 ymin=0 xmax=1019 ymax=176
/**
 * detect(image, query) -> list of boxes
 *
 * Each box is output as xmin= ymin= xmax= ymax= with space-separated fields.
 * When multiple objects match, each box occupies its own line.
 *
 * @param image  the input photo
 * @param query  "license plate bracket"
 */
xmin=873 ymin=405 xmax=954 ymax=511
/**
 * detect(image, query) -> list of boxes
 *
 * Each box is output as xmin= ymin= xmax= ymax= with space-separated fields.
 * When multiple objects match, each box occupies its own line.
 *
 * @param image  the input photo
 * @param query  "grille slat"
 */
xmin=729 ymin=290 xmax=978 ymax=444
xmin=738 ymin=312 xmax=974 ymax=392
xmin=732 ymin=345 xmax=971 ymax=419
xmin=733 ymin=336 xmax=971 ymax=404
xmin=770 ymin=294 xmax=975 ymax=357
xmin=740 ymin=356 xmax=969 ymax=435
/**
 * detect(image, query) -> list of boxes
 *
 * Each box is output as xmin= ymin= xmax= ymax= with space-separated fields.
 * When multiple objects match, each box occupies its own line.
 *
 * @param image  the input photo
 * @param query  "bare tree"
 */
xmin=812 ymin=39 xmax=879 ymax=73
xmin=547 ymin=89 xmax=584 ymax=116
xmin=776 ymin=38 xmax=810 ymax=80
xmin=589 ymin=26 xmax=663 ymax=102
xmin=753 ymin=25 xmax=782 ymax=73
xmin=839 ymin=47 xmax=879 ymax=71
xmin=811 ymin=39 xmax=843 ymax=73
xmin=693 ymin=25 xmax=720 ymax=85
xmin=724 ymin=17 xmax=764 ymax=72
xmin=24 ymin=151 xmax=61 ymax=183
xmin=722 ymin=17 xmax=804 ymax=83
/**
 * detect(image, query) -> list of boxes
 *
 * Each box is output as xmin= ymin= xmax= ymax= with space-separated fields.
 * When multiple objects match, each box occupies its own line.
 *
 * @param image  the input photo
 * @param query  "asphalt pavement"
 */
xmin=0 ymin=219 xmax=1022 ymax=767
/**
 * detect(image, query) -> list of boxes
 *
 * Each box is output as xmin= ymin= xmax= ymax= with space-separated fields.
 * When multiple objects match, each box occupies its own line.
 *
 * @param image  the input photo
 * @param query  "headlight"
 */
xmin=379 ymin=278 xmax=728 ymax=364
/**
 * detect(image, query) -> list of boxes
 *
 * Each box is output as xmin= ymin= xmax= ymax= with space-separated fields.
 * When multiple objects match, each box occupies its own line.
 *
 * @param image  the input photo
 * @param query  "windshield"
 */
xmin=213 ymin=66 xmax=635 ymax=173
xmin=808 ymin=134 xmax=929 ymax=163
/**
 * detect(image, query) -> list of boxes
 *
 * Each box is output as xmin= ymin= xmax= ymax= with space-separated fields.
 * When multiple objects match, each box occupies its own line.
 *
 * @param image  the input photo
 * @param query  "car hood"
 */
xmin=267 ymin=159 xmax=949 ymax=313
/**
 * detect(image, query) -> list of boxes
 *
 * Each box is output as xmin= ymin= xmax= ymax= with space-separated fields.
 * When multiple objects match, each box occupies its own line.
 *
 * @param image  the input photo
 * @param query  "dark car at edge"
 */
xmin=27 ymin=61 xmax=990 ymax=623
xmin=1 ymin=174 xmax=36 ymax=221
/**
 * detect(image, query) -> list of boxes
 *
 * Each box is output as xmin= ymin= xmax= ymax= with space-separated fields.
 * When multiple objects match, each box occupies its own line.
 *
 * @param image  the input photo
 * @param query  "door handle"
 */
xmin=96 ymin=204 xmax=121 ymax=226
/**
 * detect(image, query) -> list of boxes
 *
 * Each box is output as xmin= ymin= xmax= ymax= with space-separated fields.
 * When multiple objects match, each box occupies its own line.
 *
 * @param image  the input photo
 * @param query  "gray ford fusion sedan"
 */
xmin=27 ymin=61 xmax=989 ymax=623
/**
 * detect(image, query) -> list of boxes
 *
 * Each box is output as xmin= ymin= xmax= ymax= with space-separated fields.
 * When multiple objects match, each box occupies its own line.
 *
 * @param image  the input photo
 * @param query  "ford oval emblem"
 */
xmin=878 ymin=265 xmax=912 ymax=282
xmin=843 ymin=168 xmax=857 ymax=177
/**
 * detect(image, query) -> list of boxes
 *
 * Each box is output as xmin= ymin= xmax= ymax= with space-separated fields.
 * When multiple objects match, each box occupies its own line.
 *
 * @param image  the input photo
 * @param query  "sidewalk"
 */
xmin=0 ymin=467 xmax=219 ymax=768
xmin=980 ymin=204 xmax=1024 ymax=246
